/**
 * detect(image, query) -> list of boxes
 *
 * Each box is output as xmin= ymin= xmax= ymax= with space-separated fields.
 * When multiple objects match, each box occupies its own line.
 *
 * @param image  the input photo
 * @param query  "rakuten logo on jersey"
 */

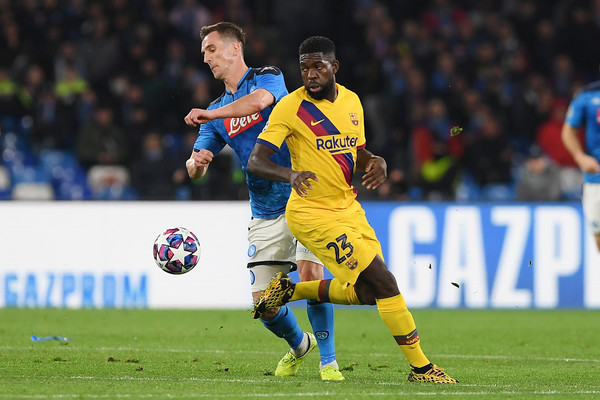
xmin=224 ymin=112 xmax=263 ymax=138
xmin=316 ymin=135 xmax=358 ymax=152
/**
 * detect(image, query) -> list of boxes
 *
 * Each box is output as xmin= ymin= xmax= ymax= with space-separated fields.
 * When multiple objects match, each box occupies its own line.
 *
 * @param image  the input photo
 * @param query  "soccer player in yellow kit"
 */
xmin=247 ymin=36 xmax=458 ymax=383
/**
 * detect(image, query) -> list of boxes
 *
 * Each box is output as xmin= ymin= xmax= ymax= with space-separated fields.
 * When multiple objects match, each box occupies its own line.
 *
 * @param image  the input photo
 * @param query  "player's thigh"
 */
xmin=582 ymin=183 xmax=600 ymax=235
xmin=247 ymin=215 xmax=296 ymax=293
xmin=289 ymin=209 xmax=382 ymax=287
xmin=296 ymin=239 xmax=322 ymax=264
xmin=249 ymin=264 xmax=293 ymax=296
xmin=295 ymin=239 xmax=325 ymax=281
xmin=297 ymin=260 xmax=324 ymax=281
xmin=247 ymin=214 xmax=296 ymax=266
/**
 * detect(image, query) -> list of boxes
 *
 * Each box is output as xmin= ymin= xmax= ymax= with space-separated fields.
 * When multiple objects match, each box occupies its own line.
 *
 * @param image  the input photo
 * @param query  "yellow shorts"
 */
xmin=286 ymin=200 xmax=383 ymax=288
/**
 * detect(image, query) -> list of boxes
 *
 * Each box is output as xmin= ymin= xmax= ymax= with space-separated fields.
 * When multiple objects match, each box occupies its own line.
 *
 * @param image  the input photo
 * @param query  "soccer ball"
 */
xmin=153 ymin=227 xmax=200 ymax=274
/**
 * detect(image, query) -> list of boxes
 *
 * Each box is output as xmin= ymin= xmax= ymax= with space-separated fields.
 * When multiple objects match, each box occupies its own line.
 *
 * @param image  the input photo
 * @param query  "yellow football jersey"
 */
xmin=257 ymin=84 xmax=365 ymax=215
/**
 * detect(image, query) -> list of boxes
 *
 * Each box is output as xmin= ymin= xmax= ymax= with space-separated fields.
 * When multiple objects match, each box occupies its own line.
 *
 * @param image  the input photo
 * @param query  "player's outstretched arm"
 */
xmin=186 ymin=149 xmax=214 ymax=180
xmin=248 ymin=143 xmax=318 ymax=197
xmin=561 ymin=122 xmax=600 ymax=173
xmin=184 ymin=89 xmax=275 ymax=127
xmin=356 ymin=148 xmax=387 ymax=190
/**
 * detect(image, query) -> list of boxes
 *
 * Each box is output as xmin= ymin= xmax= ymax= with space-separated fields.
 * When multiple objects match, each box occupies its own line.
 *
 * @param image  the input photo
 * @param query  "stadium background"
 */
xmin=1 ymin=0 xmax=600 ymax=310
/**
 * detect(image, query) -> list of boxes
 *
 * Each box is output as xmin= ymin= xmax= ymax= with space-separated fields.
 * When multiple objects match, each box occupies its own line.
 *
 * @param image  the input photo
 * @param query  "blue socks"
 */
xmin=307 ymin=300 xmax=336 ymax=365
xmin=260 ymin=302 xmax=337 ymax=365
xmin=260 ymin=305 xmax=304 ymax=349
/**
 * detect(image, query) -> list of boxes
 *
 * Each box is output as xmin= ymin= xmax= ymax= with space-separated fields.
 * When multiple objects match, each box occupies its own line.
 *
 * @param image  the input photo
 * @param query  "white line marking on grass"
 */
xmin=2 ymin=345 xmax=599 ymax=364
xmin=432 ymin=353 xmax=600 ymax=363
xmin=2 ymin=391 xmax=600 ymax=398
xmin=70 ymin=376 xmax=265 ymax=383
xmin=2 ymin=376 xmax=597 ymax=391
xmin=1 ymin=376 xmax=266 ymax=384
xmin=19 ymin=347 xmax=600 ymax=365
xmin=343 ymin=352 xmax=600 ymax=364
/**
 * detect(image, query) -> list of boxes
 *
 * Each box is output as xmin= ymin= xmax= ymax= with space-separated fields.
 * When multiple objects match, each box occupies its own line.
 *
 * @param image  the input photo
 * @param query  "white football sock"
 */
xmin=291 ymin=332 xmax=310 ymax=357
xmin=320 ymin=360 xmax=339 ymax=370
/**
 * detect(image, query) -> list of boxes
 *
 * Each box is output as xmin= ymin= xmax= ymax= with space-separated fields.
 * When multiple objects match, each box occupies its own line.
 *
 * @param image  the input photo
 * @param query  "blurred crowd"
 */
xmin=0 ymin=0 xmax=599 ymax=201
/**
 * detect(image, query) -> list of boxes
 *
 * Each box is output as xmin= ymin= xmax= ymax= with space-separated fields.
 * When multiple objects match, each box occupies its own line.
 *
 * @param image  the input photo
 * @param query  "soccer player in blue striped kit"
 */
xmin=184 ymin=22 xmax=343 ymax=380
xmin=562 ymin=65 xmax=600 ymax=252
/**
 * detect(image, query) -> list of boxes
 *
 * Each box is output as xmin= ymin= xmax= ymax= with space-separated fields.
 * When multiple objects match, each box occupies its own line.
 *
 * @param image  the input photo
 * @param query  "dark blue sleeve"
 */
xmin=194 ymin=120 xmax=227 ymax=155
xmin=565 ymin=93 xmax=586 ymax=129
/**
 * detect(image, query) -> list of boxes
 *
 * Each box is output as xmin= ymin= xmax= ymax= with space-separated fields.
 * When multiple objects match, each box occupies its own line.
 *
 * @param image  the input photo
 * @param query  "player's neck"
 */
xmin=324 ymin=84 xmax=339 ymax=103
xmin=223 ymin=61 xmax=249 ymax=93
xmin=331 ymin=85 xmax=339 ymax=102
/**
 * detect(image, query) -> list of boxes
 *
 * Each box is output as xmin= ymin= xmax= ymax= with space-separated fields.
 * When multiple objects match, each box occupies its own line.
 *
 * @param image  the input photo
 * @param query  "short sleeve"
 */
xmin=355 ymin=96 xmax=366 ymax=150
xmin=565 ymin=93 xmax=586 ymax=129
xmin=256 ymin=100 xmax=291 ymax=151
xmin=254 ymin=67 xmax=288 ymax=104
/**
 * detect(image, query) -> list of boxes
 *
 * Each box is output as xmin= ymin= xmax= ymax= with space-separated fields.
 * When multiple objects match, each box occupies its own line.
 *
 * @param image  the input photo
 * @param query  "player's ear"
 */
xmin=232 ymin=41 xmax=242 ymax=56
xmin=331 ymin=60 xmax=340 ymax=75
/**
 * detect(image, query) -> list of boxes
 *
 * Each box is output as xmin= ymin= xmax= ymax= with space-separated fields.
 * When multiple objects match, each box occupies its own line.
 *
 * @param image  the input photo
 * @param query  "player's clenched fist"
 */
xmin=186 ymin=149 xmax=214 ymax=179
xmin=184 ymin=108 xmax=214 ymax=127
xmin=191 ymin=149 xmax=214 ymax=167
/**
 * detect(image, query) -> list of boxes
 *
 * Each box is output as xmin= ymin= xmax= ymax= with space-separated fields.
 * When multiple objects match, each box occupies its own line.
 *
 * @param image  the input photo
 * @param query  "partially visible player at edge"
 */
xmin=561 ymin=64 xmax=600 ymax=252
xmin=247 ymin=35 xmax=458 ymax=383
xmin=184 ymin=22 xmax=343 ymax=381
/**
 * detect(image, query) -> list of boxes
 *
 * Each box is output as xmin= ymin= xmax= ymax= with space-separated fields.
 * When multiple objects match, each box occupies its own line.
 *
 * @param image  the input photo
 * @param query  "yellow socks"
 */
xmin=291 ymin=279 xmax=362 ymax=305
xmin=376 ymin=294 xmax=430 ymax=368
xmin=290 ymin=281 xmax=429 ymax=367
xmin=290 ymin=280 xmax=320 ymax=302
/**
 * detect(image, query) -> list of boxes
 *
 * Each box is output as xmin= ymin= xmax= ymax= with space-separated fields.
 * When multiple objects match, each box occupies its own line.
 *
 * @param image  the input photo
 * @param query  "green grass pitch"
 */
xmin=0 ymin=308 xmax=598 ymax=399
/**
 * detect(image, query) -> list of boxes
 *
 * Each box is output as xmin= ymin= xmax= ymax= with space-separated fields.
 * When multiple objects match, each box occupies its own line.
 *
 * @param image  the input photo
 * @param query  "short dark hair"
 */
xmin=299 ymin=36 xmax=336 ymax=57
xmin=200 ymin=22 xmax=245 ymax=48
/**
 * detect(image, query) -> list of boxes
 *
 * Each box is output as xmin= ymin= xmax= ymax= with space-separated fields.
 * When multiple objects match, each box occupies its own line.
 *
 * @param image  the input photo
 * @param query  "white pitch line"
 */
xmin=0 ymin=376 xmax=265 ymax=384
xmin=432 ymin=353 xmax=600 ymax=363
xmin=2 ymin=375 xmax=599 ymax=391
xmin=1 ymin=345 xmax=598 ymax=364
xmin=1 ymin=391 xmax=600 ymax=399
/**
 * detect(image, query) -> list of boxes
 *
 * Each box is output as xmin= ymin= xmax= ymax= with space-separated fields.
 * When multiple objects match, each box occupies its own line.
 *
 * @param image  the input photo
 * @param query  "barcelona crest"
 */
xmin=349 ymin=113 xmax=359 ymax=126
xmin=345 ymin=257 xmax=358 ymax=270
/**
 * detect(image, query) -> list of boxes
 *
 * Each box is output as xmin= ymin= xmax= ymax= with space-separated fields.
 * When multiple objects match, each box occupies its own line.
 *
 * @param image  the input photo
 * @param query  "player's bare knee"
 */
xmin=370 ymin=275 xmax=399 ymax=299
xmin=370 ymin=283 xmax=399 ymax=299
xmin=297 ymin=260 xmax=324 ymax=281
xmin=379 ymin=270 xmax=400 ymax=296
xmin=358 ymin=257 xmax=400 ymax=299
xmin=356 ymin=289 xmax=376 ymax=305
xmin=353 ymin=279 xmax=376 ymax=305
